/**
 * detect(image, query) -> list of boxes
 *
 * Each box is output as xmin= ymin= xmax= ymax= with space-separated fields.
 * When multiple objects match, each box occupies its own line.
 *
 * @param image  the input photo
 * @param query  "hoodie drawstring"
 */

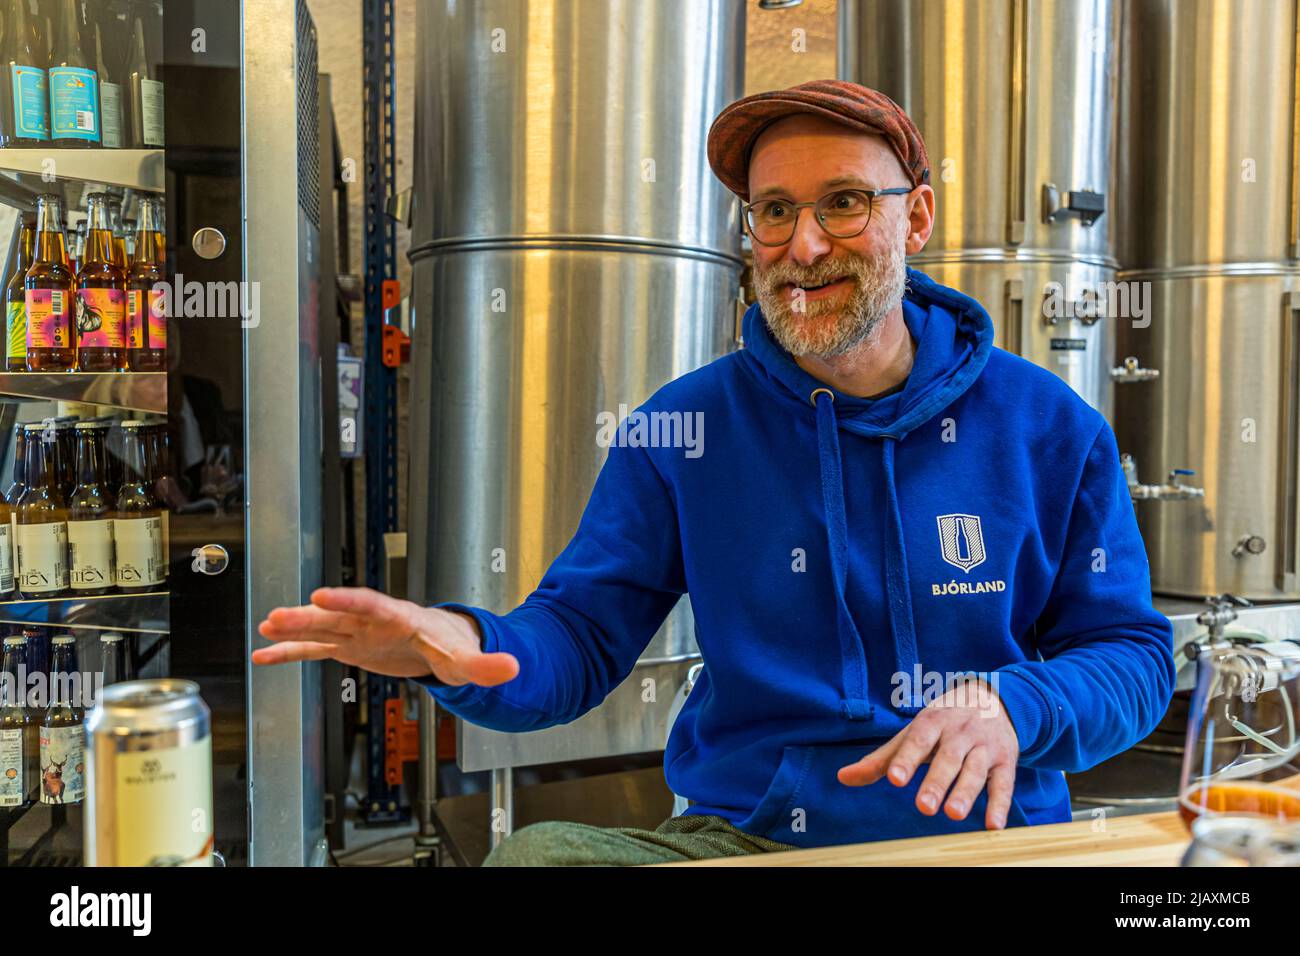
xmin=813 ymin=389 xmax=923 ymax=721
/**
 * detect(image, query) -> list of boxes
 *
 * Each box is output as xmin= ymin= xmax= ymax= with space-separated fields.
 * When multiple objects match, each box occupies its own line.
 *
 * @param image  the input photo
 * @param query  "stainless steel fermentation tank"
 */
xmin=406 ymin=0 xmax=744 ymax=777
xmin=1114 ymin=0 xmax=1300 ymax=600
xmin=839 ymin=0 xmax=1121 ymax=416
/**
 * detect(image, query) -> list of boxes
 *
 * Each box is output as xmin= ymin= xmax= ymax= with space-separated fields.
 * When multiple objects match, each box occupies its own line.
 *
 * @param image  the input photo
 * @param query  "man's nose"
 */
xmin=786 ymin=207 xmax=833 ymax=267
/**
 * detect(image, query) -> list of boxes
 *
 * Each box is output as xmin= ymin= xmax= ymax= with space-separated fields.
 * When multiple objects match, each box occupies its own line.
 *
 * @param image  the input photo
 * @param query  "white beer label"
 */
xmin=68 ymin=517 xmax=115 ymax=590
xmin=141 ymin=78 xmax=164 ymax=146
xmin=113 ymin=736 xmax=213 ymax=866
xmin=101 ymin=81 xmax=123 ymax=148
xmin=0 ymin=521 xmax=13 ymax=593
xmin=40 ymin=723 xmax=84 ymax=804
xmin=114 ymin=515 xmax=163 ymax=586
xmin=16 ymin=521 xmax=68 ymax=593
xmin=0 ymin=727 xmax=24 ymax=806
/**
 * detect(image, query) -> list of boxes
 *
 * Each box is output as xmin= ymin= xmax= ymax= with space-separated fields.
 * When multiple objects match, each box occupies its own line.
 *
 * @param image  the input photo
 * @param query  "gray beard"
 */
xmin=753 ymin=225 xmax=909 ymax=359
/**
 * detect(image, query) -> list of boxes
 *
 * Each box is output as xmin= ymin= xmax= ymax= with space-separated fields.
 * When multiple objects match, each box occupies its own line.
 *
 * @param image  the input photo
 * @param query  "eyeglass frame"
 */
xmin=742 ymin=186 xmax=916 ymax=247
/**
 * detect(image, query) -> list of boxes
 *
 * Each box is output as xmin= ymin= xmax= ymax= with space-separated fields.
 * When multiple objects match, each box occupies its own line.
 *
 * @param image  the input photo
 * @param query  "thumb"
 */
xmin=416 ymin=608 xmax=519 ymax=688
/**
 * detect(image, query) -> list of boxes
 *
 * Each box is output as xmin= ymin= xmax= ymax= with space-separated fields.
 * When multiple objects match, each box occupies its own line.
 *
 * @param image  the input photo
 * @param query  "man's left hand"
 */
xmin=836 ymin=678 xmax=1021 ymax=830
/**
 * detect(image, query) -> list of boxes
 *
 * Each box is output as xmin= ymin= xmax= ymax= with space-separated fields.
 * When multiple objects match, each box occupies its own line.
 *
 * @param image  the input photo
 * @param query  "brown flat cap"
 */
xmin=707 ymin=79 xmax=930 ymax=201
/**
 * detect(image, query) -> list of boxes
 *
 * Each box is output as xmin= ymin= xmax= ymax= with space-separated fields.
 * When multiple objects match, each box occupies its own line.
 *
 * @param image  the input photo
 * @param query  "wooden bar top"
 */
xmin=661 ymin=811 xmax=1190 ymax=866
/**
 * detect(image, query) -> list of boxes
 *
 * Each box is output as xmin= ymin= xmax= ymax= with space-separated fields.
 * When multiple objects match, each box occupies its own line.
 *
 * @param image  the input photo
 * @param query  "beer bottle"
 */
xmin=124 ymin=10 xmax=159 ymax=147
xmin=0 ymin=0 xmax=49 ymax=146
xmin=40 ymin=633 xmax=83 ymax=804
xmin=47 ymin=0 xmax=98 ymax=147
xmin=75 ymin=193 xmax=126 ymax=370
xmin=99 ymin=631 xmax=130 ymax=686
xmin=4 ymin=211 xmax=34 ymax=370
xmin=122 ymin=217 xmax=135 ymax=259
xmin=24 ymin=194 xmax=74 ymax=370
xmin=113 ymin=419 xmax=162 ymax=591
xmin=0 ymin=635 xmax=37 ymax=807
xmin=103 ymin=416 xmax=122 ymax=489
xmin=126 ymin=195 xmax=164 ymax=370
xmin=22 ymin=625 xmax=48 ymax=682
xmin=146 ymin=419 xmax=169 ymax=575
xmin=5 ymin=421 xmax=25 ymax=506
xmin=67 ymin=218 xmax=83 ymax=275
xmin=106 ymin=193 xmax=126 ymax=269
xmin=51 ymin=415 xmax=73 ymax=497
xmin=68 ymin=421 xmax=113 ymax=595
xmin=15 ymin=422 xmax=68 ymax=598
xmin=92 ymin=21 xmax=120 ymax=148
xmin=0 ymin=439 xmax=12 ymax=598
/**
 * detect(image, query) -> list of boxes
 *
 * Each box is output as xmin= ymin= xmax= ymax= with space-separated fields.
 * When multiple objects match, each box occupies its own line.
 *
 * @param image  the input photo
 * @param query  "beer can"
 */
xmin=84 ymin=678 xmax=214 ymax=866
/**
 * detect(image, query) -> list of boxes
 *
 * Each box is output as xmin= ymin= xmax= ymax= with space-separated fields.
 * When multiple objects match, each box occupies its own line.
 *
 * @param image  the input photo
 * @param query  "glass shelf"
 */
xmin=0 ymin=149 xmax=165 ymax=210
xmin=0 ymin=590 xmax=169 ymax=634
xmin=0 ymin=372 xmax=166 ymax=413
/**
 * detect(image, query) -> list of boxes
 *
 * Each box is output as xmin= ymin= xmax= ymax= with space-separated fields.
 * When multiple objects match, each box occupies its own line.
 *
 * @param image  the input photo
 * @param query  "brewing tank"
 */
xmin=839 ymin=0 xmax=1120 ymax=416
xmin=1114 ymin=0 xmax=1300 ymax=600
xmin=406 ymin=0 xmax=744 ymax=768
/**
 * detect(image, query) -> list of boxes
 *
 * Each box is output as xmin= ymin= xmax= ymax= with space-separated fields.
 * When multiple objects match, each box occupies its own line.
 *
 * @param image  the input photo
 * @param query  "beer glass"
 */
xmin=1178 ymin=641 xmax=1300 ymax=830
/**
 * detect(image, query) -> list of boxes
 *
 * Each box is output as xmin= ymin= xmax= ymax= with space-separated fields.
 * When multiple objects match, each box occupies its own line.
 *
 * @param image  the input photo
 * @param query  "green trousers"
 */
xmin=481 ymin=814 xmax=800 ymax=866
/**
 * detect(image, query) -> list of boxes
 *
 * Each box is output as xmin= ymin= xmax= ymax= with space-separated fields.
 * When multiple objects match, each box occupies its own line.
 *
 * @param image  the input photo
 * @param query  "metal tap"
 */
xmin=1121 ymin=453 xmax=1205 ymax=500
xmin=1110 ymin=356 xmax=1160 ymax=383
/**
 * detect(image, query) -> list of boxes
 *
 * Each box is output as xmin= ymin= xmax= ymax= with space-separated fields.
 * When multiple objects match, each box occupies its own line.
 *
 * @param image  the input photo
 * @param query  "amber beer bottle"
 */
xmin=0 ymin=636 xmax=37 ymax=807
xmin=4 ymin=212 xmax=35 ymax=371
xmin=75 ymin=193 xmax=126 ymax=370
xmin=15 ymin=423 xmax=69 ymax=598
xmin=67 ymin=421 xmax=114 ymax=595
xmin=25 ymin=195 xmax=75 ymax=371
xmin=126 ymin=196 xmax=165 ymax=371
xmin=113 ymin=420 xmax=163 ymax=592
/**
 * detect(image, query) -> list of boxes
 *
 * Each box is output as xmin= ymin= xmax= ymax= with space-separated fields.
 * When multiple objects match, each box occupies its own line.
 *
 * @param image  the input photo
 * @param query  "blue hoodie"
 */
xmin=419 ymin=267 xmax=1176 ymax=849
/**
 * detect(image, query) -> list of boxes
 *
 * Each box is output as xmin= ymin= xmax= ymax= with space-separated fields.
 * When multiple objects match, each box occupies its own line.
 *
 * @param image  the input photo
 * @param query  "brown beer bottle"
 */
xmin=126 ymin=196 xmax=165 ymax=371
xmin=113 ymin=420 xmax=162 ymax=592
xmin=0 ymin=636 xmax=38 ymax=808
xmin=4 ymin=212 xmax=35 ymax=371
xmin=4 ymin=423 xmax=23 ymax=586
xmin=15 ymin=423 xmax=69 ymax=599
xmin=24 ymin=195 xmax=75 ymax=371
xmin=75 ymin=193 xmax=126 ymax=371
xmin=67 ymin=421 xmax=114 ymax=595
xmin=52 ymin=417 xmax=76 ymax=500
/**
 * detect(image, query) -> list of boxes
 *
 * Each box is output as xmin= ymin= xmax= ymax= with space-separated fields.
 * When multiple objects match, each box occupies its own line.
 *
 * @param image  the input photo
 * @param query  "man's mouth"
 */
xmin=784 ymin=276 xmax=853 ymax=299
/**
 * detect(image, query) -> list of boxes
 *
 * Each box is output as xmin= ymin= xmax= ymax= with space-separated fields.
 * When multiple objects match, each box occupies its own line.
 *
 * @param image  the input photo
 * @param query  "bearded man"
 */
xmin=254 ymin=81 xmax=1175 ymax=866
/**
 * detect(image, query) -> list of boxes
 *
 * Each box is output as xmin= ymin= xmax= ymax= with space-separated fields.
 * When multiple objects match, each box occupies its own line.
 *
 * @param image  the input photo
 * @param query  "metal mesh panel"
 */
xmin=296 ymin=0 xmax=321 ymax=228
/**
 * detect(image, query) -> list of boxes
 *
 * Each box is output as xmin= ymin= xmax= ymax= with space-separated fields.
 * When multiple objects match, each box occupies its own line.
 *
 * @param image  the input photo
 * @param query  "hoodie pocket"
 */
xmin=737 ymin=742 xmax=1031 ymax=849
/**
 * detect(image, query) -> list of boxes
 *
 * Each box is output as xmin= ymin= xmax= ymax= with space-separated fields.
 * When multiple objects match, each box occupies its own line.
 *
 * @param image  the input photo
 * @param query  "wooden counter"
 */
xmin=661 ymin=811 xmax=1190 ymax=866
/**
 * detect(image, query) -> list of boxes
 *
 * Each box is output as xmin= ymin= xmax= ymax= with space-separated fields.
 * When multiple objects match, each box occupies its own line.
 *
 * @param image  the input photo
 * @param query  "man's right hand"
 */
xmin=252 ymin=586 xmax=520 ymax=688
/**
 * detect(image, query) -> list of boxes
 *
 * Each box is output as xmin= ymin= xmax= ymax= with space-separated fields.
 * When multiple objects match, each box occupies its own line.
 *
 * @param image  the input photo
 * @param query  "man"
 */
xmin=254 ymin=80 xmax=1175 ymax=865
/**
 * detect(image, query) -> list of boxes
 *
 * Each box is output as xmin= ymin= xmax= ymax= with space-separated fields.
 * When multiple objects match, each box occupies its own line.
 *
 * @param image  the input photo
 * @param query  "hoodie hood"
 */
xmin=739 ymin=266 xmax=994 ymax=719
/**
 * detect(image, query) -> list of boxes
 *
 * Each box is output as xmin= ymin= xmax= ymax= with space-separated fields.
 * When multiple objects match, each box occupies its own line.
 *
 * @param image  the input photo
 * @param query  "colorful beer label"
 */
xmin=68 ymin=517 xmax=114 ymax=590
xmin=48 ymin=67 xmax=99 ymax=142
xmin=40 ymin=724 xmax=84 ymax=804
xmin=0 ymin=728 xmax=24 ymax=807
xmin=140 ymin=77 xmax=165 ymax=146
xmin=25 ymin=289 xmax=71 ymax=350
xmin=10 ymin=65 xmax=49 ymax=139
xmin=113 ymin=736 xmax=213 ymax=866
xmin=100 ymin=80 xmax=123 ymax=148
xmin=76 ymin=287 xmax=126 ymax=349
xmin=114 ymin=515 xmax=163 ymax=587
xmin=0 ymin=521 xmax=13 ymax=594
xmin=16 ymin=520 xmax=68 ymax=593
xmin=6 ymin=300 xmax=25 ymax=363
xmin=127 ymin=289 xmax=167 ymax=349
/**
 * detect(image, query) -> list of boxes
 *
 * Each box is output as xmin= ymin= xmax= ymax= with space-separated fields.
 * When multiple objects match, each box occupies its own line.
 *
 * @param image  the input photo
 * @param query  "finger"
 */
xmin=251 ymin=641 xmax=338 ymax=665
xmin=311 ymin=587 xmax=409 ymax=621
xmin=266 ymin=604 xmax=368 ymax=639
xmin=886 ymin=715 xmax=944 ymax=787
xmin=985 ymin=763 xmax=1016 ymax=830
xmin=258 ymin=620 xmax=349 ymax=646
xmin=838 ymin=729 xmax=908 ymax=786
xmin=454 ymin=650 xmax=521 ymax=687
xmin=943 ymin=747 xmax=992 ymax=821
xmin=914 ymin=737 xmax=968 ymax=816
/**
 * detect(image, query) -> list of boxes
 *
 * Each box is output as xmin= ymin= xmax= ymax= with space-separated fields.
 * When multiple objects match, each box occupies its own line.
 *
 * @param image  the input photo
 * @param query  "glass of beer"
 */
xmin=1178 ymin=641 xmax=1300 ymax=831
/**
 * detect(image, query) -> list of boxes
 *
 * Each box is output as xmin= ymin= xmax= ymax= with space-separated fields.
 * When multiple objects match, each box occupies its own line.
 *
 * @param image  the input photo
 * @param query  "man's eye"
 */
xmin=760 ymin=202 xmax=789 ymax=219
xmin=828 ymin=191 xmax=868 ymax=213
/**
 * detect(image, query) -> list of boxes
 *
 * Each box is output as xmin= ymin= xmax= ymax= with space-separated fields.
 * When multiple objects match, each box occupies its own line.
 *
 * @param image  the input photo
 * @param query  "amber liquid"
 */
xmin=76 ymin=226 xmax=127 ymax=371
xmin=1178 ymin=781 xmax=1300 ymax=831
xmin=126 ymin=228 xmax=165 ymax=371
xmin=4 ymin=221 xmax=35 ymax=371
xmin=25 ymin=225 xmax=76 ymax=371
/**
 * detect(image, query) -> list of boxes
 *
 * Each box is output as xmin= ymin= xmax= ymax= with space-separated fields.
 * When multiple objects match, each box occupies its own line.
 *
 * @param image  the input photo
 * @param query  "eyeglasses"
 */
xmin=743 ymin=187 xmax=915 ymax=247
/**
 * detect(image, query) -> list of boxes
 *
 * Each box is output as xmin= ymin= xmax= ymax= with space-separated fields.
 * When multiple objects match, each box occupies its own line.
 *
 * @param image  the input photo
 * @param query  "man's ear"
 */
xmin=904 ymin=185 xmax=935 ymax=255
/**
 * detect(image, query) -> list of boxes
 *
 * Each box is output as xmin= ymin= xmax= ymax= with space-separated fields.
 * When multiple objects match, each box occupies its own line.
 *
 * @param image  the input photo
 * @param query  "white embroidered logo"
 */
xmin=936 ymin=513 xmax=987 ymax=573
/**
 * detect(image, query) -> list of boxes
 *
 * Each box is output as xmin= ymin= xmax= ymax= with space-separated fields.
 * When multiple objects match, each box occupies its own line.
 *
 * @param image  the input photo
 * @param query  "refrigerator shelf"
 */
xmin=0 ymin=372 xmax=166 ymax=414
xmin=0 ymin=149 xmax=165 ymax=210
xmin=0 ymin=590 xmax=170 ymax=634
